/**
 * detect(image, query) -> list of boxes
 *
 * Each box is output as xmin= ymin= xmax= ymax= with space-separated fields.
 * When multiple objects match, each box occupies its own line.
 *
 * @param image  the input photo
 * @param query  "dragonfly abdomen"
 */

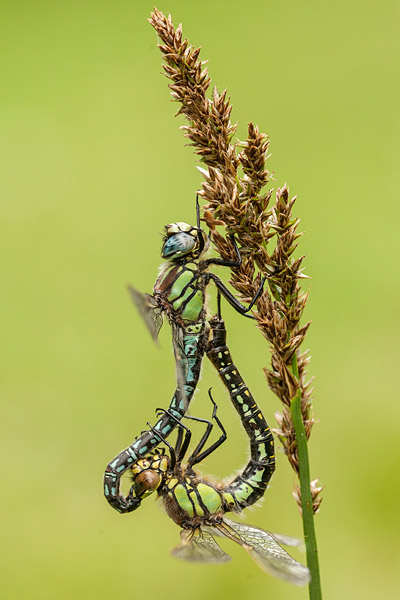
xmin=206 ymin=316 xmax=276 ymax=510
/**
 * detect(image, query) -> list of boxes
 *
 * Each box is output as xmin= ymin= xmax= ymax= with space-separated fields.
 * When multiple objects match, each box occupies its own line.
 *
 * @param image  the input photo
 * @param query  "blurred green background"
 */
xmin=1 ymin=1 xmax=399 ymax=598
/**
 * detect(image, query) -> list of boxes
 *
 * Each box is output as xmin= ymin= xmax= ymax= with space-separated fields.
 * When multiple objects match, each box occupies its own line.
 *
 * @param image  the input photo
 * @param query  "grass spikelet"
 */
xmin=149 ymin=8 xmax=322 ymax=596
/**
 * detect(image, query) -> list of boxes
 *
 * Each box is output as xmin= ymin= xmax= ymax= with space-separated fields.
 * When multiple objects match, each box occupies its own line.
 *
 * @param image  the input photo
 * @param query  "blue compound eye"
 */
xmin=162 ymin=232 xmax=196 ymax=259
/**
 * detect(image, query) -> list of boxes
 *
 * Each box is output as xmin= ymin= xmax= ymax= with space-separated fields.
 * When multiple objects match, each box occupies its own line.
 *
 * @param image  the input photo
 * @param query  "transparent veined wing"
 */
xmin=170 ymin=321 xmax=191 ymax=412
xmin=215 ymin=519 xmax=310 ymax=586
xmin=171 ymin=528 xmax=231 ymax=564
xmin=129 ymin=286 xmax=189 ymax=413
xmin=269 ymin=532 xmax=304 ymax=548
xmin=127 ymin=285 xmax=163 ymax=343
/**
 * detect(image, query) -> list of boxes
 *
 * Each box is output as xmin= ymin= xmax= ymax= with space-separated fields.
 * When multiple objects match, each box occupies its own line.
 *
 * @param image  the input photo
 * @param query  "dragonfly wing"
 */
xmin=171 ymin=528 xmax=231 ymax=564
xmin=171 ymin=322 xmax=190 ymax=413
xmin=216 ymin=519 xmax=310 ymax=586
xmin=270 ymin=532 xmax=304 ymax=548
xmin=127 ymin=285 xmax=163 ymax=343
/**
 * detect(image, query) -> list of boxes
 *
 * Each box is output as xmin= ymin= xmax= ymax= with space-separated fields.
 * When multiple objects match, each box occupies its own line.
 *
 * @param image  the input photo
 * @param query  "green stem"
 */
xmin=290 ymin=354 xmax=322 ymax=599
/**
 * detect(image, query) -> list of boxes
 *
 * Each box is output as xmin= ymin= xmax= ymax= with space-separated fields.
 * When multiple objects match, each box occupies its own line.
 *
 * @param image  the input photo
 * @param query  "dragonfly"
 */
xmin=128 ymin=315 xmax=310 ymax=586
xmin=104 ymin=201 xmax=265 ymax=513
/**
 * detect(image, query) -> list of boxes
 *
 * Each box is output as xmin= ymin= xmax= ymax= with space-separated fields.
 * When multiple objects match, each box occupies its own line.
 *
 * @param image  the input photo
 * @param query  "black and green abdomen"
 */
xmin=206 ymin=316 xmax=275 ymax=511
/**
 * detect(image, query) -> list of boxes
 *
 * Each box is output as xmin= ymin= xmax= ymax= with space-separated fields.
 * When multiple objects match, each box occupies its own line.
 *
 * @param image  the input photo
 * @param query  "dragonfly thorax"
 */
xmin=161 ymin=474 xmax=224 ymax=527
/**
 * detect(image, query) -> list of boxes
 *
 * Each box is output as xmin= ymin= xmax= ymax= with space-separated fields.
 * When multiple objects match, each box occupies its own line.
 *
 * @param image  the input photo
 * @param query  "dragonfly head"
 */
xmin=161 ymin=222 xmax=209 ymax=261
xmin=130 ymin=452 xmax=169 ymax=501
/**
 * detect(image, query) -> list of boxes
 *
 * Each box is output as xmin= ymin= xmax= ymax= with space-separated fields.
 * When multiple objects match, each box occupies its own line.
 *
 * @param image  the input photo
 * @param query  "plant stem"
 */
xmin=290 ymin=353 xmax=322 ymax=599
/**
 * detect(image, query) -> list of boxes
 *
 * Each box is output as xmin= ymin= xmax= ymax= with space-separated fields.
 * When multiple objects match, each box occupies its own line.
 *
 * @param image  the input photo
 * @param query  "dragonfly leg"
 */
xmin=175 ymin=424 xmax=184 ymax=461
xmin=147 ymin=420 xmax=177 ymax=471
xmin=205 ymin=272 xmax=266 ymax=319
xmin=200 ymin=234 xmax=242 ymax=268
xmin=195 ymin=195 xmax=205 ymax=254
xmin=217 ymin=288 xmax=222 ymax=319
xmin=187 ymin=388 xmax=227 ymax=469
xmin=182 ymin=411 xmax=214 ymax=466
xmin=155 ymin=408 xmax=192 ymax=465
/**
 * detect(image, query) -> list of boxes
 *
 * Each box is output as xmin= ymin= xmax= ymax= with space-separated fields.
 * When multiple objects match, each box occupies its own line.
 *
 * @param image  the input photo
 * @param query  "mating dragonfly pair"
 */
xmin=103 ymin=205 xmax=310 ymax=586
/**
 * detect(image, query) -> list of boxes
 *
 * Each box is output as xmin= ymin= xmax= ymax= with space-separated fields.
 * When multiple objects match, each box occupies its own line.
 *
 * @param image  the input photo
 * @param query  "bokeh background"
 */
xmin=1 ymin=1 xmax=399 ymax=598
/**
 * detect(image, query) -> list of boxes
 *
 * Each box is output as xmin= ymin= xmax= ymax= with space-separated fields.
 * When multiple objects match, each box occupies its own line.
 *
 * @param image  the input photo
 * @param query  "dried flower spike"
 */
xmin=149 ymin=9 xmax=322 ymax=597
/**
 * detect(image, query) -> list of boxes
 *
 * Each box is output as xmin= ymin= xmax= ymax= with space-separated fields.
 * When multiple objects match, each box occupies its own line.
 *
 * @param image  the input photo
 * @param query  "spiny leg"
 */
xmin=217 ymin=287 xmax=222 ymax=319
xmin=202 ymin=233 xmax=267 ymax=318
xmin=147 ymin=420 xmax=177 ymax=471
xmin=206 ymin=271 xmax=266 ymax=318
xmin=195 ymin=195 xmax=205 ymax=254
xmin=202 ymin=233 xmax=268 ymax=311
xmin=201 ymin=234 xmax=242 ymax=268
xmin=155 ymin=407 xmax=189 ymax=459
xmin=187 ymin=388 xmax=227 ymax=469
xmin=182 ymin=403 xmax=217 ymax=459
xmin=155 ymin=408 xmax=192 ymax=465
xmin=158 ymin=390 xmax=228 ymax=469
xmin=157 ymin=406 xmax=220 ymax=465
xmin=174 ymin=422 xmax=184 ymax=460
